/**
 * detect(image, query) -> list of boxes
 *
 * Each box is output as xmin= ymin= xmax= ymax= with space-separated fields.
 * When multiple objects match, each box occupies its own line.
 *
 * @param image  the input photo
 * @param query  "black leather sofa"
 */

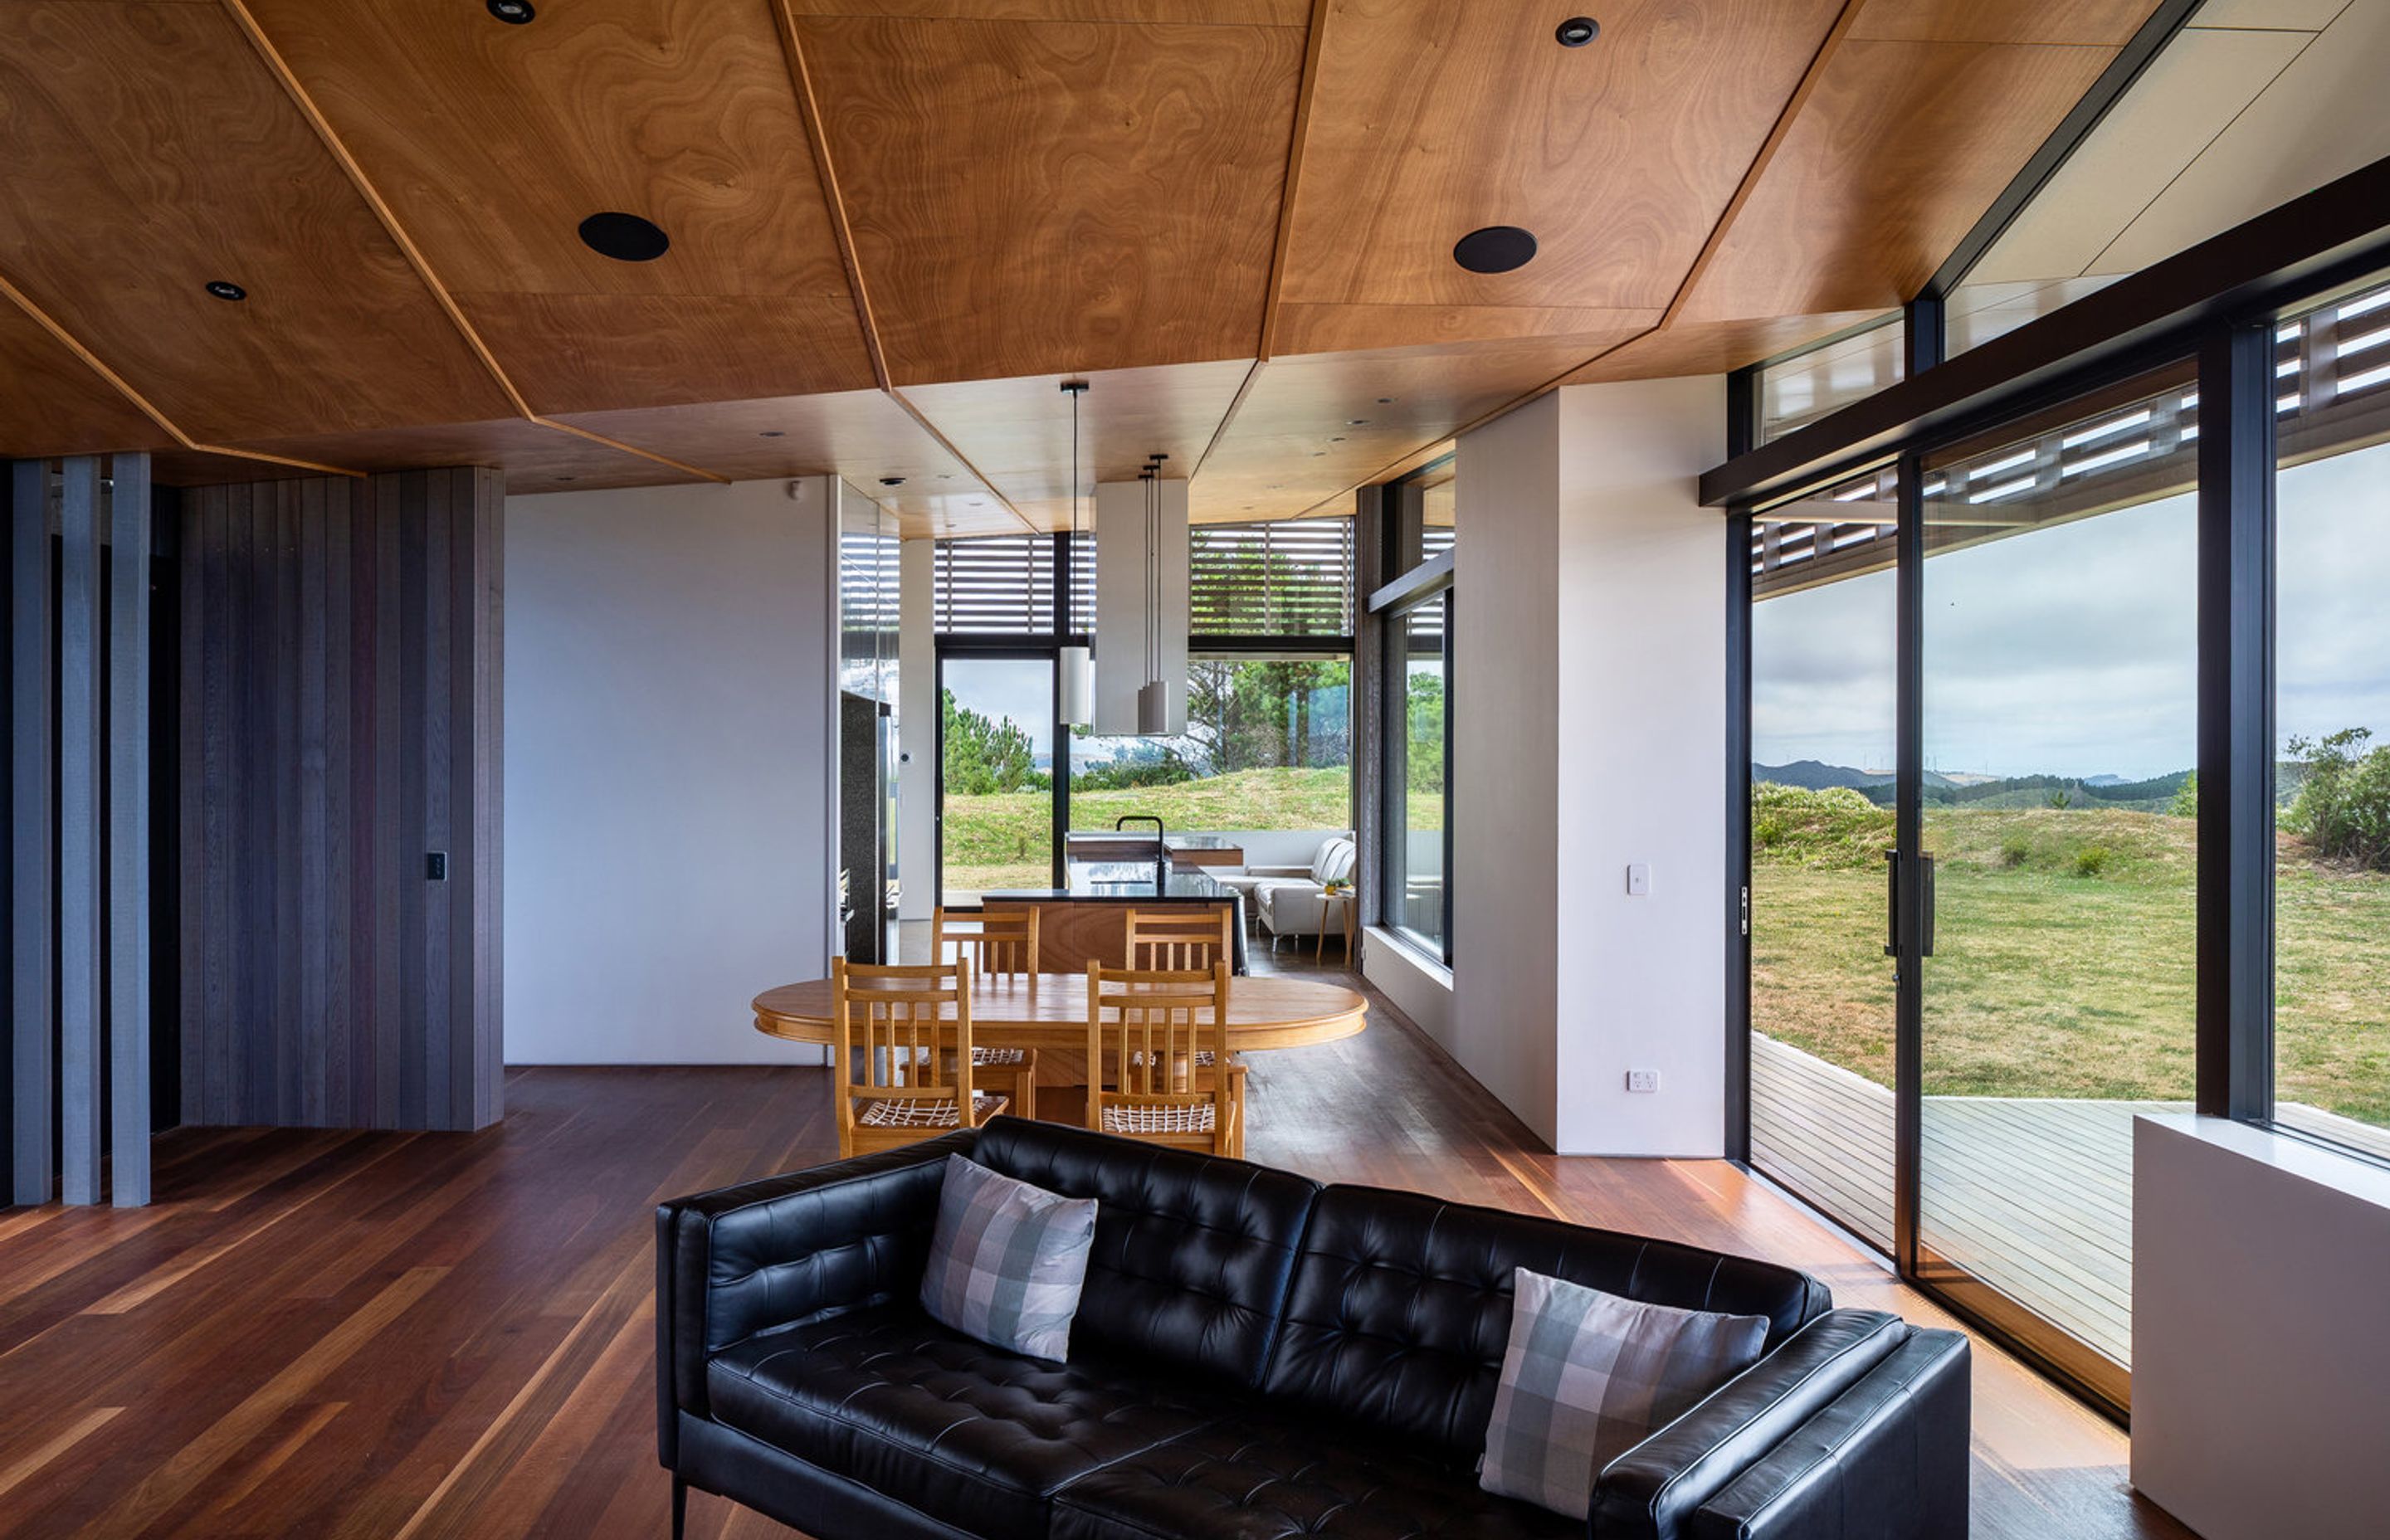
xmin=656 ymin=1118 xmax=1968 ymax=1540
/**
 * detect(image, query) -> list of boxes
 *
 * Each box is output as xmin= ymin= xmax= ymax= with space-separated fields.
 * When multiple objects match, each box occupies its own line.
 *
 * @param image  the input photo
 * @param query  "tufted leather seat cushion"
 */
xmin=973 ymin=1119 xmax=1320 ymax=1389
xmin=707 ymin=1302 xmax=1226 ymax=1540
xmin=1261 ymin=1186 xmax=1830 ymax=1460
xmin=1051 ymin=1409 xmax=1578 ymax=1540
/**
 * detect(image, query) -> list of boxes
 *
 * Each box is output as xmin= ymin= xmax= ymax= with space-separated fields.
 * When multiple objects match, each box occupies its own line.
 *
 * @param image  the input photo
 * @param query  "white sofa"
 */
xmin=1231 ymin=836 xmax=1358 ymax=949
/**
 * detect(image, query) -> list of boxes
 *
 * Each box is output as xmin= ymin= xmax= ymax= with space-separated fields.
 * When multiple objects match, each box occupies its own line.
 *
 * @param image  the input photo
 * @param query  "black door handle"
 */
xmin=1885 ymin=849 xmax=1899 ymax=958
xmin=1885 ymin=850 xmax=1939 ymax=958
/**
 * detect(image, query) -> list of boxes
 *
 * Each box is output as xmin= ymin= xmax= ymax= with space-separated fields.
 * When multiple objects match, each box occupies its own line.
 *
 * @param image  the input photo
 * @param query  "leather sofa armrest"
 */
xmin=656 ymin=1128 xmax=974 ymax=1452
xmin=1687 ymin=1328 xmax=1969 ymax=1540
xmin=1590 ymin=1310 xmax=1910 ymax=1540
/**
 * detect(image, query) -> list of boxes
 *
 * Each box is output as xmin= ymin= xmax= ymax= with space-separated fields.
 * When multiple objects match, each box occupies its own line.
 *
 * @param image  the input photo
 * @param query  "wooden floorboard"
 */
xmin=0 ymin=957 xmax=2192 ymax=1538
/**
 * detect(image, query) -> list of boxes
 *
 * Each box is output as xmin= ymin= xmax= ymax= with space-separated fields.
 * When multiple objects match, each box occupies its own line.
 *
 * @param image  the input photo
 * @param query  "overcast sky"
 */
xmin=1753 ymin=443 xmax=2390 ymax=781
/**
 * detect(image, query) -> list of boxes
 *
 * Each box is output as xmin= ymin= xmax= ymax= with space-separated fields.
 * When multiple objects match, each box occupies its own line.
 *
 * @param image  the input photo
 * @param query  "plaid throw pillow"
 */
xmin=1479 ymin=1268 xmax=1769 ymax=1519
xmin=919 ymin=1155 xmax=1098 ymax=1362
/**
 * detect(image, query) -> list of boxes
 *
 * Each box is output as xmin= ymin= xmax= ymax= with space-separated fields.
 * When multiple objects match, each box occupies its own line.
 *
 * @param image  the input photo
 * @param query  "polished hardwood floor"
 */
xmin=0 ymin=941 xmax=2193 ymax=1538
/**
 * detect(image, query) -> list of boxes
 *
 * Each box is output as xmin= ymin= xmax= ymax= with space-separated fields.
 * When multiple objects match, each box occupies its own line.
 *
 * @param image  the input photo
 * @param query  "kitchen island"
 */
xmin=978 ymin=860 xmax=1247 ymax=975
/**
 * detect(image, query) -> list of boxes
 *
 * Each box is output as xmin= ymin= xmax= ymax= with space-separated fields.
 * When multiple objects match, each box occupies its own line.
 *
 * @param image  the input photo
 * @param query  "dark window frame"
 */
xmin=1372 ymin=457 xmax=1457 ymax=970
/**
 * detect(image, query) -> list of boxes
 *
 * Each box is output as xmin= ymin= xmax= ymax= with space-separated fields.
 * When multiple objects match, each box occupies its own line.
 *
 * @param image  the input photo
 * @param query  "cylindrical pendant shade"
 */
xmin=1136 ymin=678 xmax=1170 ymax=736
xmin=1059 ymin=645 xmax=1094 ymax=729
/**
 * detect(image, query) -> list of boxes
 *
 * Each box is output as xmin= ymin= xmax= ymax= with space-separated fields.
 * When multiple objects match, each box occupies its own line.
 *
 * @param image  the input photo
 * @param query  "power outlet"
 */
xmin=1625 ymin=1070 xmax=1661 ymax=1094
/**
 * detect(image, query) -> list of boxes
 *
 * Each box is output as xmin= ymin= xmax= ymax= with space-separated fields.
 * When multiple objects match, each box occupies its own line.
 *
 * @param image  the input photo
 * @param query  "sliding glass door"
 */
xmin=1912 ymin=368 xmax=2199 ymax=1398
xmin=937 ymin=652 xmax=1056 ymax=907
xmin=1747 ymin=490 xmax=1898 ymax=1252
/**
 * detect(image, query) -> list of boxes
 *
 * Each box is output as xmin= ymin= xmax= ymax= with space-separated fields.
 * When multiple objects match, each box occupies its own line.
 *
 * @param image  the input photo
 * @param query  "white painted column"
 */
xmin=897 ymin=536 xmax=937 ymax=920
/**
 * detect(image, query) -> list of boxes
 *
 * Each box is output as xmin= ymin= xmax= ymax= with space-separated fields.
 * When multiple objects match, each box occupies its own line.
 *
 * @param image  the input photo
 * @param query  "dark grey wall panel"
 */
xmin=179 ymin=467 xmax=501 ymax=1133
xmin=110 ymin=454 xmax=153 ymax=1206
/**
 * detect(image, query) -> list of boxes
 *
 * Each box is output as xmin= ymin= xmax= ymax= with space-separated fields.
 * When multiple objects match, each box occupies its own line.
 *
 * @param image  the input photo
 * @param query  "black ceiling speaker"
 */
xmin=1453 ymin=226 xmax=1537 ymax=274
xmin=578 ymin=212 xmax=670 ymax=262
xmin=1556 ymin=17 xmax=1599 ymax=46
xmin=204 ymin=280 xmax=246 ymax=301
xmin=487 ymin=0 xmax=536 ymax=23
xmin=879 ymin=476 xmax=905 ymax=487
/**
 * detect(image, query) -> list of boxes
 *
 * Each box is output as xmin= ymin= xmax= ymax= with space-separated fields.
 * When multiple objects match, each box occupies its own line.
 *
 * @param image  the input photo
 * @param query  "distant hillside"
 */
xmin=1754 ymin=760 xmax=1956 ymax=797
xmin=1753 ymin=759 xmax=1889 ymax=791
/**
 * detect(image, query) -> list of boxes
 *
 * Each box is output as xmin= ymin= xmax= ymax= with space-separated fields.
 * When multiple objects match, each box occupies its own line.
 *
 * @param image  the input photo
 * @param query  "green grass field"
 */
xmin=940 ymin=767 xmax=1360 ymax=894
xmin=1752 ymin=786 xmax=2390 ymax=1125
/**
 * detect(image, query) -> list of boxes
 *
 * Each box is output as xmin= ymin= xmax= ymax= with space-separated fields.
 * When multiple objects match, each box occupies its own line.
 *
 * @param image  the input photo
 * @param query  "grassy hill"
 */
xmin=942 ymin=767 xmax=1357 ymax=894
xmin=1749 ymin=782 xmax=2390 ymax=1126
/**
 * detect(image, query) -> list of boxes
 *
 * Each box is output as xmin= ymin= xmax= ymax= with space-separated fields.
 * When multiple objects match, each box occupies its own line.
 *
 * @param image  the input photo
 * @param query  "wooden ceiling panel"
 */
xmin=1278 ymin=0 xmax=1844 ymax=318
xmin=455 ymin=293 xmax=877 ymax=414
xmin=0 ymin=306 xmax=169 ymax=459
xmin=1195 ymin=336 xmax=1632 ymax=522
xmin=1677 ymin=35 xmax=2119 ymax=324
xmin=236 ymin=0 xmax=879 ymax=411
xmin=549 ymin=390 xmax=1007 ymax=530
xmin=152 ymin=417 xmax=691 ymax=495
xmin=1559 ymin=311 xmax=1886 ymax=386
xmin=1849 ymin=0 xmax=2159 ymax=46
xmin=0 ymin=3 xmax=514 ymax=441
xmin=238 ymin=0 xmax=856 ymax=300
xmin=797 ymin=16 xmax=1306 ymax=386
xmin=1272 ymin=302 xmax=1663 ymax=357
xmin=900 ymin=360 xmax=1255 ymax=529
xmin=786 ymin=1 xmax=1308 ymax=20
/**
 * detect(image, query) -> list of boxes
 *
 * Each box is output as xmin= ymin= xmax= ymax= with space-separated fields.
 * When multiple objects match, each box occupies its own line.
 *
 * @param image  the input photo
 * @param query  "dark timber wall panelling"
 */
xmin=179 ymin=467 xmax=502 ymax=1132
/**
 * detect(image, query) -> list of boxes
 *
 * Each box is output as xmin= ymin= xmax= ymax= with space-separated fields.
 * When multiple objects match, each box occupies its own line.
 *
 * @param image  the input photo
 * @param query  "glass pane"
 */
xmin=1070 ymin=658 xmax=1351 ymax=837
xmin=1917 ymin=365 xmax=2199 ymax=1381
xmin=1758 ymin=317 xmax=1903 ymax=443
xmin=2273 ymin=280 xmax=2390 ymax=1161
xmin=1749 ymin=467 xmax=1898 ymax=1251
xmin=939 ymin=656 xmax=1054 ymax=906
xmin=1388 ymin=597 xmax=1448 ymax=955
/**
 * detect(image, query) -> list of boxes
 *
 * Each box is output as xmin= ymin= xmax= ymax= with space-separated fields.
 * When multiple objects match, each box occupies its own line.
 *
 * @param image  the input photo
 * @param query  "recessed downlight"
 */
xmin=880 ymin=476 xmax=905 ymax=487
xmin=204 ymin=280 xmax=246 ymax=301
xmin=758 ymin=430 xmax=785 ymax=438
xmin=1347 ymin=418 xmax=1369 ymax=426
xmin=578 ymin=212 xmax=670 ymax=262
xmin=487 ymin=0 xmax=535 ymax=22
xmin=1453 ymin=225 xmax=1537 ymax=274
xmin=1556 ymin=16 xmax=1599 ymax=46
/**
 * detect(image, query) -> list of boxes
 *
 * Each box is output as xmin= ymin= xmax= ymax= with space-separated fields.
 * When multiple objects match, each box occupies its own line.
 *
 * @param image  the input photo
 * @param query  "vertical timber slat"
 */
xmin=109 ymin=453 xmax=153 ymax=1205
xmin=11 ymin=461 xmax=55 ymax=1206
xmin=59 ymin=458 xmax=102 ymax=1205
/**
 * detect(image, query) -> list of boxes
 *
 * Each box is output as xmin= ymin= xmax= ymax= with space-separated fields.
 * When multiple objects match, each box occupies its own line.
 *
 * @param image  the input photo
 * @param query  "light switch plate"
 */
xmin=1627 ymin=863 xmax=1651 ymax=896
xmin=1626 ymin=1070 xmax=1660 ymax=1094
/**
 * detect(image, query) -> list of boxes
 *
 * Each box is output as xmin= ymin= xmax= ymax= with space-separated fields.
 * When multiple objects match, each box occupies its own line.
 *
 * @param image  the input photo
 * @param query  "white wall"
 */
xmin=1453 ymin=392 xmax=1563 ymax=1146
xmin=504 ymin=478 xmax=834 ymax=1065
xmin=1446 ymin=378 xmax=1727 ymax=1155
xmin=1552 ymin=378 xmax=1727 ymax=1155
xmin=897 ymin=537 xmax=937 ymax=920
xmin=2133 ymin=1114 xmax=2390 ymax=1540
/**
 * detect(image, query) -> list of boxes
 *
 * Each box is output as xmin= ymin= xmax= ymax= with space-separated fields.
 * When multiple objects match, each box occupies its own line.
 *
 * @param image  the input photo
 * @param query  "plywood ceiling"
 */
xmin=0 ymin=0 xmax=2164 ymax=524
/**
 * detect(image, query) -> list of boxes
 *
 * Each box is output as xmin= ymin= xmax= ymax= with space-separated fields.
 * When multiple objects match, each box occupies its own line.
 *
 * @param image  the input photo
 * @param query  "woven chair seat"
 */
xmin=1128 ymin=1048 xmax=1217 ymax=1069
xmin=897 ymin=1045 xmax=1029 ymax=1066
xmin=856 ymin=1091 xmax=1009 ymax=1129
xmin=1100 ymin=1101 xmax=1217 ymax=1135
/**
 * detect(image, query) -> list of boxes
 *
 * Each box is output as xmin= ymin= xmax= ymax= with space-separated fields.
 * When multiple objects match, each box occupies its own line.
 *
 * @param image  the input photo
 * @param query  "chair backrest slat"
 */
xmin=1124 ymin=907 xmax=1231 ymax=972
xmin=1085 ymin=960 xmax=1229 ymax=1127
xmin=831 ymin=958 xmax=976 ymax=1120
xmin=933 ymin=906 xmax=1041 ymax=978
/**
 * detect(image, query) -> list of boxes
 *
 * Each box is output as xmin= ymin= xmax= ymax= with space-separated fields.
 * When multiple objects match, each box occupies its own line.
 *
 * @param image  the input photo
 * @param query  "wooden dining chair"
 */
xmin=829 ymin=958 xmax=1007 ymax=1159
xmin=929 ymin=907 xmax=1040 ymax=1118
xmin=1124 ymin=907 xmax=1233 ymax=971
xmin=1085 ymin=961 xmax=1241 ymax=1157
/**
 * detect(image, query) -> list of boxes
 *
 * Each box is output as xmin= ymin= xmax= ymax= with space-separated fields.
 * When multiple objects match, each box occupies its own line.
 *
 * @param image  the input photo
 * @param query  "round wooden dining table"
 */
xmin=752 ymin=971 xmax=1368 ymax=1053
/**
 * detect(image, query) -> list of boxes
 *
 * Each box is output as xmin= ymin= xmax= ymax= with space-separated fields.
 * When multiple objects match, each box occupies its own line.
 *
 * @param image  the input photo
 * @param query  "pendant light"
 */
xmin=1057 ymin=380 xmax=1094 ymax=730
xmin=1135 ymin=454 xmax=1171 ymax=734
